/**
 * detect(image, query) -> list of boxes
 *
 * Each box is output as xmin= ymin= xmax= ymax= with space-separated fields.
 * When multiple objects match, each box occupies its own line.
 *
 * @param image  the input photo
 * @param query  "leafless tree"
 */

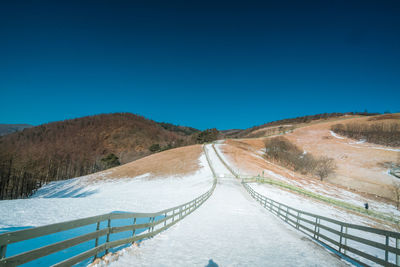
xmin=392 ymin=182 xmax=400 ymax=210
xmin=314 ymin=156 xmax=336 ymax=181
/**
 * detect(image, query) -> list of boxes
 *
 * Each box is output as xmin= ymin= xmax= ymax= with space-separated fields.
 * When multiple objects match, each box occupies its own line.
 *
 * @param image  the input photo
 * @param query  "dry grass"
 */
xmin=284 ymin=115 xmax=400 ymax=199
xmin=97 ymin=144 xmax=203 ymax=180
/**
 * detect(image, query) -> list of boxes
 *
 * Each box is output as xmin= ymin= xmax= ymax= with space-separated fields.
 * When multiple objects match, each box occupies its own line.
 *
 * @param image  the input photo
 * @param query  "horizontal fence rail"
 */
xmin=242 ymin=182 xmax=400 ymax=267
xmin=0 ymin=146 xmax=217 ymax=266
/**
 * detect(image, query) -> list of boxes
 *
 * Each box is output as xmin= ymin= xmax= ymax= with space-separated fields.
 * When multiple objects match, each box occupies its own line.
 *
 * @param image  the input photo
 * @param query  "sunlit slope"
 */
xmin=98 ymin=144 xmax=203 ymax=180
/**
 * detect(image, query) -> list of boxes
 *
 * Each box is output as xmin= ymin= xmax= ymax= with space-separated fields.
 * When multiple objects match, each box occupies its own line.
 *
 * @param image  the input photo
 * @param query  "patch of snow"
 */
xmin=330 ymin=131 xmax=345 ymax=139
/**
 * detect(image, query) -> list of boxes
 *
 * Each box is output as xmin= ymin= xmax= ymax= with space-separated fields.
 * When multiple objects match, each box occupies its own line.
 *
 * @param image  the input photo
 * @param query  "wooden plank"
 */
xmin=110 ymin=222 xmax=153 ymax=234
xmin=0 ymin=228 xmax=109 ymax=266
xmin=342 ymin=244 xmax=396 ymax=267
xmin=341 ymin=232 xmax=399 ymax=255
xmin=52 ymin=243 xmax=106 ymax=267
xmin=0 ymin=245 xmax=6 ymax=259
xmin=0 ymin=214 xmax=108 ymax=246
xmin=317 ymin=232 xmax=341 ymax=248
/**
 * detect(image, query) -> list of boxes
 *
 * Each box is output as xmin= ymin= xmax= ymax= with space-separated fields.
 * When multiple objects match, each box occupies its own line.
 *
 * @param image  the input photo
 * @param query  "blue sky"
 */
xmin=1 ymin=0 xmax=399 ymax=130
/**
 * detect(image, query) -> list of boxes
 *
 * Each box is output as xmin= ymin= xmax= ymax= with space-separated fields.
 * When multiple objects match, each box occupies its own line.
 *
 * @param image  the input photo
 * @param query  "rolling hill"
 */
xmin=0 ymin=113 xmax=202 ymax=199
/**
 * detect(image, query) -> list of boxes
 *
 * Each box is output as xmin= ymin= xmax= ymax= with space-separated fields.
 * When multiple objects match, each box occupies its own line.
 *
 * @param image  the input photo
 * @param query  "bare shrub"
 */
xmin=392 ymin=182 xmax=400 ymax=210
xmin=264 ymin=137 xmax=336 ymax=179
xmin=314 ymin=157 xmax=336 ymax=181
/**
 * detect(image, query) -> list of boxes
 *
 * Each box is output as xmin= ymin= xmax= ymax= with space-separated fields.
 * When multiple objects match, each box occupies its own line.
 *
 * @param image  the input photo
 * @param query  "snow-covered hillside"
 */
xmin=0 ymin=154 xmax=213 ymax=230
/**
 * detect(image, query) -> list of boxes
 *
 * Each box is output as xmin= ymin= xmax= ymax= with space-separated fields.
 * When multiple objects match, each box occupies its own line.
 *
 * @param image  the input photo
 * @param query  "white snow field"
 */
xmin=106 ymin=145 xmax=347 ymax=266
xmin=0 ymin=154 xmax=213 ymax=229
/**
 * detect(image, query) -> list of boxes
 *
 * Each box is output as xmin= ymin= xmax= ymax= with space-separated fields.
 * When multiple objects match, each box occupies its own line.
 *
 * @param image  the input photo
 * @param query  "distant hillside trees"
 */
xmin=195 ymin=128 xmax=220 ymax=143
xmin=227 ymin=111 xmax=380 ymax=139
xmin=149 ymin=144 xmax=161 ymax=152
xmin=264 ymin=137 xmax=336 ymax=180
xmin=331 ymin=120 xmax=400 ymax=147
xmin=101 ymin=154 xmax=121 ymax=169
xmin=0 ymin=113 xmax=199 ymax=199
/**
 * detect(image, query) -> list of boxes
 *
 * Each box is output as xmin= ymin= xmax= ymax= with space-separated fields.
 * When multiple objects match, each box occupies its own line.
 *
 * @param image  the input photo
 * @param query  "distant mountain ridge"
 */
xmin=0 ymin=124 xmax=33 ymax=136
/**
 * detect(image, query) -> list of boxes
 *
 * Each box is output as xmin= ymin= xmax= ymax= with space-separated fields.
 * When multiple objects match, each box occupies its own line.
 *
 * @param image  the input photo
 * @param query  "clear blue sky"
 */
xmin=1 ymin=0 xmax=399 ymax=130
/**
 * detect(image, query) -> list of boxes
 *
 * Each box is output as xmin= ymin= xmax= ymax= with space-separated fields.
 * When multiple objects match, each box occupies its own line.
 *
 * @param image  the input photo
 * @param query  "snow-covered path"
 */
xmin=108 ymin=145 xmax=347 ymax=266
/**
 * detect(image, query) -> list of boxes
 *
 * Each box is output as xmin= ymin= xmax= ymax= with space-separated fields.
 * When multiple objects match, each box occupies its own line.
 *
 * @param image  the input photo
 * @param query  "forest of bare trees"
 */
xmin=0 ymin=113 xmax=199 ymax=199
xmin=331 ymin=118 xmax=400 ymax=147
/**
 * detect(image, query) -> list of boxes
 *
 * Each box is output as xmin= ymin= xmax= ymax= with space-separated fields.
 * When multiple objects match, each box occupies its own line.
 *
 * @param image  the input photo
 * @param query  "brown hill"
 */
xmin=0 ymin=113 xmax=200 ymax=199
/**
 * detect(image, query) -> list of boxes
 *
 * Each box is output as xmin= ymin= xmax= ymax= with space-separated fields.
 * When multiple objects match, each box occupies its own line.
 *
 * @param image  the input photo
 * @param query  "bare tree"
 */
xmin=392 ymin=182 xmax=400 ymax=210
xmin=314 ymin=157 xmax=336 ymax=181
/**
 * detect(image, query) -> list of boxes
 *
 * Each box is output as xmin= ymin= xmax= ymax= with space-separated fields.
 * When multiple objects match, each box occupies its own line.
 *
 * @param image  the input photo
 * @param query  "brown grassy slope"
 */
xmin=97 ymin=144 xmax=203 ymax=180
xmin=0 ymin=113 xmax=199 ymax=199
xmin=258 ymin=114 xmax=399 ymax=199
xmin=219 ymin=140 xmax=399 ymax=230
xmin=220 ymin=114 xmax=400 ymax=200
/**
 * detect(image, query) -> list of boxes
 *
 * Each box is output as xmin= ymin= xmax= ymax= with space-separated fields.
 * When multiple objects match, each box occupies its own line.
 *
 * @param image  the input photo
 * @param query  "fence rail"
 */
xmin=242 ymin=182 xmax=400 ymax=267
xmin=0 ymin=146 xmax=217 ymax=266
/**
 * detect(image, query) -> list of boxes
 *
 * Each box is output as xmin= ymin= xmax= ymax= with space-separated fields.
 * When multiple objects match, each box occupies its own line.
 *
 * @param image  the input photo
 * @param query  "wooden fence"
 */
xmin=242 ymin=181 xmax=400 ymax=267
xmin=0 ymin=146 xmax=217 ymax=266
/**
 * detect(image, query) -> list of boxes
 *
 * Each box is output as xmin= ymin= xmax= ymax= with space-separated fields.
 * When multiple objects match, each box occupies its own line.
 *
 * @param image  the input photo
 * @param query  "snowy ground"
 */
xmin=0 ymin=154 xmax=213 ymax=229
xmin=103 ymin=145 xmax=347 ymax=267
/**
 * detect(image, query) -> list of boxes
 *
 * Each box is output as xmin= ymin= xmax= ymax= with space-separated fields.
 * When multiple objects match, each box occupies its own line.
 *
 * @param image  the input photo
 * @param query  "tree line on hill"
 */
xmin=331 ymin=117 xmax=400 ymax=147
xmin=225 ymin=111 xmax=380 ymax=139
xmin=0 ymin=113 xmax=221 ymax=199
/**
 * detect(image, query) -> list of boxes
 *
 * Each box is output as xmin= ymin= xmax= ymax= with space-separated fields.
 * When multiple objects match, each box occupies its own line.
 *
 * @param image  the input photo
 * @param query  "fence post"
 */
xmin=344 ymin=226 xmax=348 ymax=255
xmin=386 ymin=235 xmax=389 ymax=263
xmin=0 ymin=244 xmax=7 ymax=259
xmin=278 ymin=204 xmax=282 ymax=218
xmin=339 ymin=225 xmax=343 ymax=253
xmin=285 ymin=207 xmax=289 ymax=222
xmin=148 ymin=217 xmax=152 ymax=234
xmin=397 ymin=238 xmax=399 ymax=266
xmin=296 ymin=212 xmax=300 ymax=229
xmin=105 ymin=218 xmax=111 ymax=254
xmin=151 ymin=217 xmax=155 ymax=234
xmin=313 ymin=217 xmax=318 ymax=239
xmin=93 ymin=221 xmax=101 ymax=261
xmin=132 ymin=217 xmax=137 ymax=245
